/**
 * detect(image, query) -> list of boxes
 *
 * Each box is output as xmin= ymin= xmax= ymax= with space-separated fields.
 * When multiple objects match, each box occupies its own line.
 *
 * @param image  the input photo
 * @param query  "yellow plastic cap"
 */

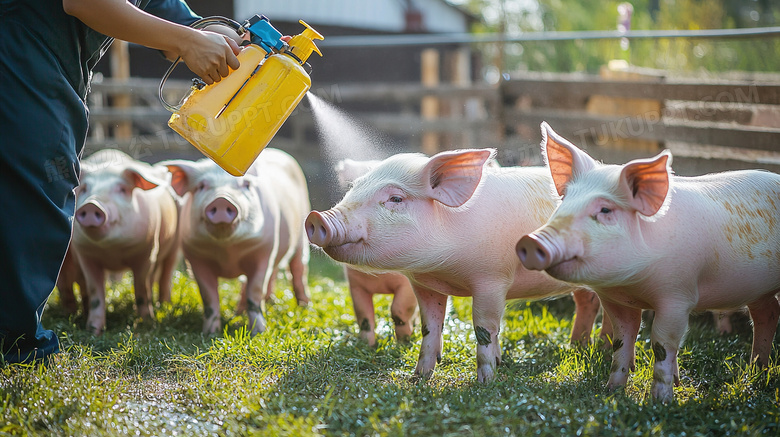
xmin=288 ymin=20 xmax=324 ymax=64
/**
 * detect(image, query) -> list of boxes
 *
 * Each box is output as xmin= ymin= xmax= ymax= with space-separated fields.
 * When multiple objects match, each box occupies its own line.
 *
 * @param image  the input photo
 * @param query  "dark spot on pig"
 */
xmin=430 ymin=174 xmax=442 ymax=189
xmin=90 ymin=299 xmax=100 ymax=310
xmin=437 ymin=353 xmax=442 ymax=364
xmin=360 ymin=318 xmax=371 ymax=331
xmin=612 ymin=338 xmax=623 ymax=352
xmin=653 ymin=342 xmax=667 ymax=362
xmin=422 ymin=324 xmax=430 ymax=337
xmin=247 ymin=300 xmax=262 ymax=314
xmin=392 ymin=315 xmax=405 ymax=326
xmin=475 ymin=326 xmax=492 ymax=346
xmin=610 ymin=361 xmax=619 ymax=373
xmin=135 ymin=297 xmax=145 ymax=307
xmin=204 ymin=306 xmax=215 ymax=319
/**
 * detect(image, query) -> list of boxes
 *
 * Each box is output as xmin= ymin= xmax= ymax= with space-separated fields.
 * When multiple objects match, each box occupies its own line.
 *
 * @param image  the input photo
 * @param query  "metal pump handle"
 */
xmin=158 ymin=16 xmax=245 ymax=113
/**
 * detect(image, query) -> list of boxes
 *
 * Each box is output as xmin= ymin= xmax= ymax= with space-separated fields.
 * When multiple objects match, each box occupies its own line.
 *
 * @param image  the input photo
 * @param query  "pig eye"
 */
xmin=389 ymin=195 xmax=403 ymax=203
xmin=241 ymin=180 xmax=251 ymax=190
xmin=600 ymin=207 xmax=612 ymax=214
xmin=197 ymin=181 xmax=206 ymax=191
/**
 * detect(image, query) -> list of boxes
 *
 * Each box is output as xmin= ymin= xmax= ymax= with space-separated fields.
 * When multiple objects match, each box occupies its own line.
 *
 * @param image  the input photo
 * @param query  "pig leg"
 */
xmin=747 ymin=292 xmax=780 ymax=367
xmin=246 ymin=260 xmax=273 ymax=336
xmin=155 ymin=250 xmax=178 ymax=303
xmin=600 ymin=313 xmax=614 ymax=345
xmin=57 ymin=279 xmax=79 ymax=316
xmin=350 ymin=285 xmax=377 ymax=346
xmin=413 ymin=286 xmax=448 ymax=379
xmin=648 ymin=305 xmax=691 ymax=403
xmin=570 ymin=288 xmax=600 ymax=346
xmin=601 ymin=300 xmax=642 ymax=392
xmin=189 ymin=259 xmax=222 ymax=335
xmin=288 ymin=247 xmax=310 ymax=306
xmin=472 ymin=291 xmax=506 ymax=383
xmin=390 ymin=283 xmax=418 ymax=344
xmin=131 ymin=263 xmax=156 ymax=322
xmin=264 ymin=266 xmax=279 ymax=303
xmin=81 ymin=261 xmax=107 ymax=335
xmin=235 ymin=276 xmax=248 ymax=315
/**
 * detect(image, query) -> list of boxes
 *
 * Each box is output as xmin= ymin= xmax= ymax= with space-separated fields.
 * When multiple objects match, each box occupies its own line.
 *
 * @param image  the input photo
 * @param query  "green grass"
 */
xmin=2 ymin=252 xmax=779 ymax=436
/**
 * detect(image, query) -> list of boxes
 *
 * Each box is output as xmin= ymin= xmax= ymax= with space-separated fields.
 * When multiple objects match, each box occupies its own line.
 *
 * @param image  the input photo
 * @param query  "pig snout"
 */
xmin=516 ymin=231 xmax=565 ymax=271
xmin=306 ymin=210 xmax=348 ymax=247
xmin=76 ymin=201 xmax=107 ymax=228
xmin=205 ymin=197 xmax=238 ymax=224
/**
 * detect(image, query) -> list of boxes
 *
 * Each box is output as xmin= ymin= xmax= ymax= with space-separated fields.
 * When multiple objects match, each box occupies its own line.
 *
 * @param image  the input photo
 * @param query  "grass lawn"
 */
xmin=2 ymin=252 xmax=779 ymax=436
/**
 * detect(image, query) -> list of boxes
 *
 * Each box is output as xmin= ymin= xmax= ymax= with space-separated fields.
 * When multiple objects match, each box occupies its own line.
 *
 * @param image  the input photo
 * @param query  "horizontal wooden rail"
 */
xmin=501 ymin=75 xmax=780 ymax=105
xmin=507 ymin=108 xmax=780 ymax=152
xmin=87 ymin=73 xmax=780 ymax=170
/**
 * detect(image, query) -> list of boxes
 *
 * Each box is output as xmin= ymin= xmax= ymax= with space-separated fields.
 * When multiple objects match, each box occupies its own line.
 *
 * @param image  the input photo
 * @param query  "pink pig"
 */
xmin=306 ymin=149 xmax=604 ymax=382
xmin=163 ymin=148 xmax=311 ymax=336
xmin=517 ymin=122 xmax=780 ymax=402
xmin=72 ymin=149 xmax=180 ymax=335
xmin=334 ymin=158 xmax=418 ymax=346
xmin=56 ymin=244 xmax=86 ymax=316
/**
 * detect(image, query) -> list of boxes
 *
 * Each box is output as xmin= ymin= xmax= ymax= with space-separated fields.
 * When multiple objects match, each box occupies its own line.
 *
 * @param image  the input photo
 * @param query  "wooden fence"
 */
xmin=87 ymin=68 xmax=780 ymax=206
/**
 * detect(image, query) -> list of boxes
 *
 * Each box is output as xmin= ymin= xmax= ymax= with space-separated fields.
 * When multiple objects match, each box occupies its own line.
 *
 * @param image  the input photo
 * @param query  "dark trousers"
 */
xmin=0 ymin=17 xmax=86 ymax=363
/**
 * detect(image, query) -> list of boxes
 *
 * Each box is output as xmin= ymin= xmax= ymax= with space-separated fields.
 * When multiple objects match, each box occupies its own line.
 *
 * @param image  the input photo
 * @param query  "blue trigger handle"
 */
xmin=245 ymin=15 xmax=285 ymax=53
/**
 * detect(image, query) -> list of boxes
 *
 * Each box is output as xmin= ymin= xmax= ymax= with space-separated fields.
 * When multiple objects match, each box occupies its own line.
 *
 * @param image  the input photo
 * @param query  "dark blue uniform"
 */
xmin=0 ymin=0 xmax=199 ymax=363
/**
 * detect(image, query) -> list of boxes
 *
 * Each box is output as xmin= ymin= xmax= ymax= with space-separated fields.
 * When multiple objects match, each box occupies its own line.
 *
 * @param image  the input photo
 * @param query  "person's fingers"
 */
xmin=225 ymin=36 xmax=241 ymax=55
xmin=217 ymin=56 xmax=230 ymax=78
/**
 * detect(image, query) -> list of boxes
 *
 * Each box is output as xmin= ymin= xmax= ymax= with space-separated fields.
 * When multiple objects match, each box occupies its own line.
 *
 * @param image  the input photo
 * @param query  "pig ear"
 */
xmin=619 ymin=150 xmax=673 ymax=218
xmin=122 ymin=166 xmax=163 ymax=191
xmin=540 ymin=122 xmax=597 ymax=196
xmin=160 ymin=160 xmax=200 ymax=197
xmin=422 ymin=148 xmax=495 ymax=207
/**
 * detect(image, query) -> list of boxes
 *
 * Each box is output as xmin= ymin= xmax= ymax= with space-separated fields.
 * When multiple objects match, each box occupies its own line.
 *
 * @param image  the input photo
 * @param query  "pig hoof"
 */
xmin=202 ymin=323 xmax=221 ymax=337
xmin=359 ymin=332 xmax=377 ymax=347
xmin=296 ymin=298 xmax=310 ymax=307
xmin=87 ymin=324 xmax=104 ymax=336
xmin=413 ymin=366 xmax=434 ymax=380
xmin=477 ymin=366 xmax=496 ymax=383
xmin=651 ymin=384 xmax=675 ymax=404
xmin=606 ymin=381 xmax=626 ymax=393
xmin=397 ymin=334 xmax=412 ymax=344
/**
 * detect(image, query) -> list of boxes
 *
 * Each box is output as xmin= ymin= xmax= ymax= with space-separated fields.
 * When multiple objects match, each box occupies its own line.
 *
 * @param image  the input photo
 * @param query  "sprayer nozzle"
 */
xmin=288 ymin=20 xmax=324 ymax=64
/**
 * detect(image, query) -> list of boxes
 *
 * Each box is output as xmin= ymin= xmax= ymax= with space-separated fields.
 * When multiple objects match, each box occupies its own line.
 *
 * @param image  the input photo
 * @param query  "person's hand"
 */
xmin=177 ymin=30 xmax=241 ymax=85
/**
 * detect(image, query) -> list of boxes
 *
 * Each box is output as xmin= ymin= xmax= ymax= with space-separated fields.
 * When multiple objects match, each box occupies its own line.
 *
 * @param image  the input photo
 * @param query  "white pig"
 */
xmin=56 ymin=244 xmax=86 ymax=316
xmin=516 ymin=122 xmax=780 ymax=402
xmin=72 ymin=149 xmax=180 ymax=335
xmin=335 ymin=159 xmax=418 ymax=346
xmin=163 ymin=148 xmax=311 ymax=336
xmin=306 ymin=149 xmax=604 ymax=382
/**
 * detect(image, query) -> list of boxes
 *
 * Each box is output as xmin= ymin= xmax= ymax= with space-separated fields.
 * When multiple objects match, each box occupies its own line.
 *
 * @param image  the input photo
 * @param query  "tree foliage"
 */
xmin=458 ymin=0 xmax=780 ymax=74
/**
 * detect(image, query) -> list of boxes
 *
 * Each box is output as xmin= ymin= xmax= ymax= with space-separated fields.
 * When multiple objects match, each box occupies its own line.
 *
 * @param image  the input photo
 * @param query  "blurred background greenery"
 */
xmin=455 ymin=0 xmax=780 ymax=74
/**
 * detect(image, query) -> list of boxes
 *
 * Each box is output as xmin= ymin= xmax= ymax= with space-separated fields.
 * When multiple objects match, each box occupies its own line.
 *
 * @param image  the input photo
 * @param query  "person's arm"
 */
xmin=63 ymin=0 xmax=240 ymax=84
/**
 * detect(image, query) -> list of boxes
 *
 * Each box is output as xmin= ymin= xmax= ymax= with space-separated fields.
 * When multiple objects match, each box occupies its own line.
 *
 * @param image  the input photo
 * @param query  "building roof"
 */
xmin=234 ymin=0 xmax=475 ymax=34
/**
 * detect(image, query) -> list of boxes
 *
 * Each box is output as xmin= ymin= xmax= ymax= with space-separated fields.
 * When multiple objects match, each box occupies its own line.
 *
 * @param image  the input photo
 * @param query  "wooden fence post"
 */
xmin=110 ymin=40 xmax=132 ymax=140
xmin=585 ymin=60 xmax=663 ymax=153
xmin=421 ymin=48 xmax=440 ymax=155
